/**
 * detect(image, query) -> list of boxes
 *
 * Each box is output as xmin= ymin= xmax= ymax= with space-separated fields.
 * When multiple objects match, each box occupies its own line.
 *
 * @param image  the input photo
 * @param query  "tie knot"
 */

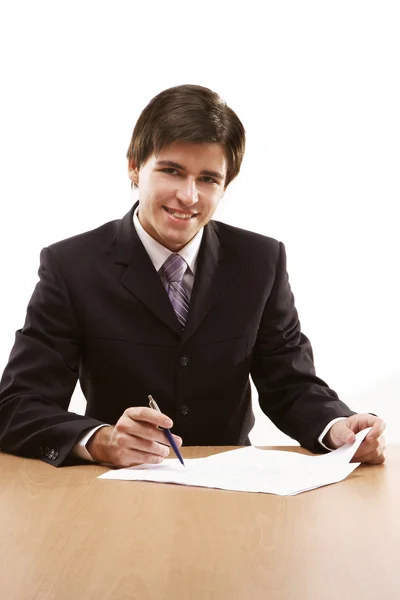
xmin=162 ymin=254 xmax=187 ymax=283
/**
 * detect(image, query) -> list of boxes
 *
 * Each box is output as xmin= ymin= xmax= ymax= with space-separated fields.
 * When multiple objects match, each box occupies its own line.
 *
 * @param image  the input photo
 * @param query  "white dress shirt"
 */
xmin=72 ymin=209 xmax=343 ymax=461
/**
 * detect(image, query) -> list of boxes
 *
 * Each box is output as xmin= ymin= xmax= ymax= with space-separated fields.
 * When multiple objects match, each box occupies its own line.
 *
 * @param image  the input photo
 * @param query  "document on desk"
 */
xmin=98 ymin=428 xmax=371 ymax=495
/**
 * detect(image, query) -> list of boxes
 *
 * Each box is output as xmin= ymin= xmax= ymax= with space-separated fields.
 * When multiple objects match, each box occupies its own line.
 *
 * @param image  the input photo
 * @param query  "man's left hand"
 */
xmin=323 ymin=414 xmax=386 ymax=465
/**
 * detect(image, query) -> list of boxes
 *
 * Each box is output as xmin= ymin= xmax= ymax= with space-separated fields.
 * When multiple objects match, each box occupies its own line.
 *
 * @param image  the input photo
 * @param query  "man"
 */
xmin=0 ymin=84 xmax=386 ymax=468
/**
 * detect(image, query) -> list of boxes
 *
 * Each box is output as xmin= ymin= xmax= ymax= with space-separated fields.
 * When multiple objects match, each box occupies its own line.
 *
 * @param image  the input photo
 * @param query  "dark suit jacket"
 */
xmin=0 ymin=202 xmax=355 ymax=466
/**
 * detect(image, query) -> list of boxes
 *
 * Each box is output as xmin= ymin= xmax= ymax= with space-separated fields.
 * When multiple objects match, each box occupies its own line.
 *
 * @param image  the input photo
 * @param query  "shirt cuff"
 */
xmin=318 ymin=417 xmax=347 ymax=451
xmin=72 ymin=424 xmax=111 ymax=462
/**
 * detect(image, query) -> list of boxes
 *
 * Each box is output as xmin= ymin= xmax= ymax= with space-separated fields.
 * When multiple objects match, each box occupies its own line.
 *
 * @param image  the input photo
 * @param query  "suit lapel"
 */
xmin=182 ymin=221 xmax=225 ymax=343
xmin=115 ymin=203 xmax=182 ymax=337
xmin=115 ymin=204 xmax=225 ymax=341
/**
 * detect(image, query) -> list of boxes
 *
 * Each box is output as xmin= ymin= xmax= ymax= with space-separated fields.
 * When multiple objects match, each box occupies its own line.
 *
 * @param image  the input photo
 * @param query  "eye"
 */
xmin=160 ymin=169 xmax=217 ymax=184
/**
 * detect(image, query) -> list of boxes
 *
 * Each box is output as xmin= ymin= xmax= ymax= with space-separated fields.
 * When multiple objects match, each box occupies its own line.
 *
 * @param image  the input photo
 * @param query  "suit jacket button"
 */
xmin=180 ymin=404 xmax=189 ymax=416
xmin=53 ymin=451 xmax=59 ymax=460
xmin=180 ymin=355 xmax=189 ymax=367
xmin=39 ymin=446 xmax=44 ymax=456
xmin=45 ymin=446 xmax=50 ymax=457
xmin=48 ymin=449 xmax=55 ymax=459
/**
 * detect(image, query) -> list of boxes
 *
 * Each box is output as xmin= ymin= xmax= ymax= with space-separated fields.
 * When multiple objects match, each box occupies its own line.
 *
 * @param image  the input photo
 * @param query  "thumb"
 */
xmin=327 ymin=421 xmax=357 ymax=449
xmin=340 ymin=428 xmax=356 ymax=444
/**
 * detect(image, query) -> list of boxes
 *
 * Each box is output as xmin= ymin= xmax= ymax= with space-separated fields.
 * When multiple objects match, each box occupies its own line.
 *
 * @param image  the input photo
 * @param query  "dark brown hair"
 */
xmin=126 ymin=84 xmax=246 ymax=189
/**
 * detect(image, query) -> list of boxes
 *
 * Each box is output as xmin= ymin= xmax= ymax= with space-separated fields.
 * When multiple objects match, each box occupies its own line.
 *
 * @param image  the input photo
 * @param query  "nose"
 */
xmin=175 ymin=177 xmax=198 ymax=206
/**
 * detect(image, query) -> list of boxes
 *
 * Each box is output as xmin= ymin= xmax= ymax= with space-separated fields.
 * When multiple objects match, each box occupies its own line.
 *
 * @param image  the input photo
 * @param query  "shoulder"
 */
xmin=35 ymin=218 xmax=123 ymax=286
xmin=47 ymin=218 xmax=120 ymax=255
xmin=42 ymin=218 xmax=121 ymax=268
xmin=210 ymin=219 xmax=282 ymax=262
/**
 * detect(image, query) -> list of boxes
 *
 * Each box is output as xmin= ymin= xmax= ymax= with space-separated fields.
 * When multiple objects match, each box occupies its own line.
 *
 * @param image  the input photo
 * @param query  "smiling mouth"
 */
xmin=163 ymin=207 xmax=198 ymax=220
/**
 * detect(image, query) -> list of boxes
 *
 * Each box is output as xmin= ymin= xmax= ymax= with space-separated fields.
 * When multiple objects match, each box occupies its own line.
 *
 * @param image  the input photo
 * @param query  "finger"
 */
xmin=116 ymin=420 xmax=183 ymax=451
xmin=352 ymin=448 xmax=386 ymax=465
xmin=353 ymin=436 xmax=380 ymax=460
xmin=172 ymin=434 xmax=183 ymax=447
xmin=109 ymin=432 xmax=170 ymax=467
xmin=120 ymin=412 xmax=182 ymax=445
xmin=152 ymin=431 xmax=183 ymax=449
xmin=366 ymin=418 xmax=386 ymax=443
xmin=330 ymin=422 xmax=356 ymax=445
xmin=110 ymin=433 xmax=184 ymax=468
xmin=126 ymin=434 xmax=171 ymax=459
xmin=106 ymin=434 xmax=167 ymax=467
xmin=116 ymin=449 xmax=165 ymax=468
xmin=115 ymin=421 xmax=165 ymax=452
xmin=353 ymin=436 xmax=385 ymax=461
xmin=124 ymin=406 xmax=173 ymax=429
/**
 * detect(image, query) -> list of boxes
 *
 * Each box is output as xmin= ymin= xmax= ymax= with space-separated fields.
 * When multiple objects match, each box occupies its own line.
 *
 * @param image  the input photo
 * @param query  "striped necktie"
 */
xmin=160 ymin=254 xmax=190 ymax=327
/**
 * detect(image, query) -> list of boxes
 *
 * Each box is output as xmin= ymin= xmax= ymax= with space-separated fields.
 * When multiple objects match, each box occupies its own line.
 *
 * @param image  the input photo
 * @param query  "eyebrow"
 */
xmin=155 ymin=160 xmax=225 ymax=181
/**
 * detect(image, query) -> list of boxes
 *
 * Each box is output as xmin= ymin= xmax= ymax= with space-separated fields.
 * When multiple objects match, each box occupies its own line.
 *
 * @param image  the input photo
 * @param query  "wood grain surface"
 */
xmin=1 ymin=446 xmax=399 ymax=600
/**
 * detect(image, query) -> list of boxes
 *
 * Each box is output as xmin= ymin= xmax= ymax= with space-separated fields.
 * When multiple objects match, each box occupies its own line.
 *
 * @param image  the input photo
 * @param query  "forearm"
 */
xmin=0 ymin=391 xmax=106 ymax=464
xmin=258 ymin=383 xmax=356 ymax=453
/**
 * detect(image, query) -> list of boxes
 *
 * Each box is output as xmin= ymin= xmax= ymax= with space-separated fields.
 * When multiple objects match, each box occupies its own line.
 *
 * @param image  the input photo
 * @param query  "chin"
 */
xmin=165 ymin=237 xmax=188 ymax=251
xmin=167 ymin=240 xmax=187 ymax=251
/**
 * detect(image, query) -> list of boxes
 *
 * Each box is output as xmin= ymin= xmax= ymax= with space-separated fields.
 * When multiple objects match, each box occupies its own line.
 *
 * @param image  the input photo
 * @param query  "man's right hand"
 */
xmin=86 ymin=407 xmax=183 ymax=468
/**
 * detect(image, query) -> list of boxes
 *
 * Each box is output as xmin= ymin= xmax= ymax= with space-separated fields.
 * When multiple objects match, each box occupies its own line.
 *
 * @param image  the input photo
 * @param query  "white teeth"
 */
xmin=167 ymin=209 xmax=192 ymax=219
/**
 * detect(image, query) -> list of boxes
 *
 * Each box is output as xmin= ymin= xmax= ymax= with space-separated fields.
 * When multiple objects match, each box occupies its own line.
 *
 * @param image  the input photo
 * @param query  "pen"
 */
xmin=148 ymin=395 xmax=185 ymax=467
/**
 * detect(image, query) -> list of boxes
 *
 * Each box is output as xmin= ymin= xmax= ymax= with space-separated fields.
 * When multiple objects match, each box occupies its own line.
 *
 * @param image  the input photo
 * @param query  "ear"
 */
xmin=127 ymin=159 xmax=139 ymax=185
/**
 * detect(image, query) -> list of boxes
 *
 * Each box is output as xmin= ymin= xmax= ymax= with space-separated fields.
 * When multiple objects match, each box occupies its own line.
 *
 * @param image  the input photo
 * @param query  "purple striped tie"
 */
xmin=160 ymin=254 xmax=190 ymax=327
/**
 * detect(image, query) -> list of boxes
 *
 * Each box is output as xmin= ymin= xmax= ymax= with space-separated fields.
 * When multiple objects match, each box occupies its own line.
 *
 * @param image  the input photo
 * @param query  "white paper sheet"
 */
xmin=98 ymin=427 xmax=371 ymax=495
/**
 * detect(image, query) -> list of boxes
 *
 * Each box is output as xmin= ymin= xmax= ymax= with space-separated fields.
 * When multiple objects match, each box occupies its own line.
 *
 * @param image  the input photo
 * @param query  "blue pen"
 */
xmin=148 ymin=395 xmax=185 ymax=467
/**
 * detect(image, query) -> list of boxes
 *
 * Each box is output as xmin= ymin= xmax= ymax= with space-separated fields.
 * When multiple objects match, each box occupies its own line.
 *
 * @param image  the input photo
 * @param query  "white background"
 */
xmin=0 ymin=1 xmax=398 ymax=446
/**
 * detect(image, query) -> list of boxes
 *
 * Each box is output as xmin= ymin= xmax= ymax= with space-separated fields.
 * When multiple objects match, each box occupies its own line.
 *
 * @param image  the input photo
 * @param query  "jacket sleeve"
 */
xmin=250 ymin=241 xmax=356 ymax=453
xmin=0 ymin=247 xmax=106 ymax=466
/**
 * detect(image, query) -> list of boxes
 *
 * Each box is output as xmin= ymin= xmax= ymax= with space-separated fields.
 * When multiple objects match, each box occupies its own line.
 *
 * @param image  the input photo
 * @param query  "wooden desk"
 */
xmin=1 ymin=446 xmax=399 ymax=600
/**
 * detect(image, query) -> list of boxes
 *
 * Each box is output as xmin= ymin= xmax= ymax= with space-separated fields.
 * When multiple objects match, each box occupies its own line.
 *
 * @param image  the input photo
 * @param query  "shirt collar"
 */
xmin=133 ymin=206 xmax=203 ymax=274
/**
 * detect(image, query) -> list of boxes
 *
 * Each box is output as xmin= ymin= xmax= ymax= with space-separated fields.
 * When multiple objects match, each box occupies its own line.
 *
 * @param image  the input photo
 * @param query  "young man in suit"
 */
xmin=0 ymin=84 xmax=386 ymax=468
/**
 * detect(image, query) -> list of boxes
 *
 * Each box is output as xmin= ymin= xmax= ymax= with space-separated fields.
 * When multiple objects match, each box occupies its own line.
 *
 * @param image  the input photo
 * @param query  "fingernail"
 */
xmin=162 ymin=447 xmax=170 ymax=457
xmin=165 ymin=419 xmax=173 ymax=428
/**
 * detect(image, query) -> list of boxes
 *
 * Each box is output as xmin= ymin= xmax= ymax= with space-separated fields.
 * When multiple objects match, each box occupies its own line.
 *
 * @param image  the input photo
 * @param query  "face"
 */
xmin=128 ymin=141 xmax=228 ymax=252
